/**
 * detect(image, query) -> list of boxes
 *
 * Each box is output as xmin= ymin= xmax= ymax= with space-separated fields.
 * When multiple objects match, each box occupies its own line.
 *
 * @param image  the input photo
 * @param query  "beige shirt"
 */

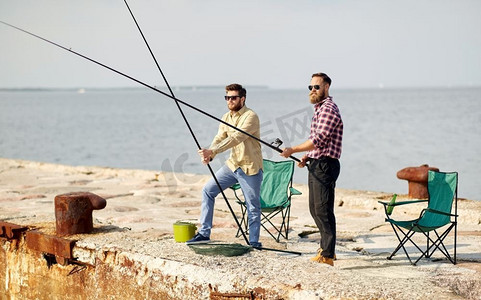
xmin=210 ymin=105 xmax=263 ymax=175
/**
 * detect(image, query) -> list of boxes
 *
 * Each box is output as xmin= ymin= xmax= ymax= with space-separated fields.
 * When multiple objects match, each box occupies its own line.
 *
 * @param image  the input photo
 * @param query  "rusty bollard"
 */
xmin=55 ymin=192 xmax=107 ymax=236
xmin=397 ymin=164 xmax=439 ymax=199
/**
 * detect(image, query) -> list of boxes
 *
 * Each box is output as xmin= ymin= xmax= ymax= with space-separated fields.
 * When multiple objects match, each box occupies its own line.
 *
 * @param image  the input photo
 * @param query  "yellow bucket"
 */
xmin=173 ymin=221 xmax=197 ymax=242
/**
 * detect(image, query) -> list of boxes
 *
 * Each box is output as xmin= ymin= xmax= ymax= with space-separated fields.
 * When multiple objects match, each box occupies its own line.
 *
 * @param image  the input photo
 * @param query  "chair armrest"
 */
xmin=289 ymin=187 xmax=302 ymax=196
xmin=424 ymin=208 xmax=458 ymax=217
xmin=378 ymin=199 xmax=428 ymax=207
xmin=230 ymin=183 xmax=241 ymax=191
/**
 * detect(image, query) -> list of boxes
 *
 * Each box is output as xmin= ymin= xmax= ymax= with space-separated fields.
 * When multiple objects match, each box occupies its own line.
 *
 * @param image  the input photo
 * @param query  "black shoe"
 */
xmin=186 ymin=233 xmax=210 ymax=244
xmin=250 ymin=242 xmax=262 ymax=248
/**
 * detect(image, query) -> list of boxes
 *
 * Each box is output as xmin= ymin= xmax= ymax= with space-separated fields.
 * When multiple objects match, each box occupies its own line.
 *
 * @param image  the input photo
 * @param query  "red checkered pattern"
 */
xmin=307 ymin=97 xmax=343 ymax=159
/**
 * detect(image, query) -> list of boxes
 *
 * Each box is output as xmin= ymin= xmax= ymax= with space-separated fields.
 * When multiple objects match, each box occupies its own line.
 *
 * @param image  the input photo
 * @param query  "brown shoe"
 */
xmin=310 ymin=248 xmax=322 ymax=262
xmin=310 ymin=248 xmax=337 ymax=262
xmin=318 ymin=256 xmax=334 ymax=266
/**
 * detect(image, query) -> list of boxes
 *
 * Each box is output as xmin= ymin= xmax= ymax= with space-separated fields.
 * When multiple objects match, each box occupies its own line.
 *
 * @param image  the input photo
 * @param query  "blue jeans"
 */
xmin=199 ymin=165 xmax=263 ymax=245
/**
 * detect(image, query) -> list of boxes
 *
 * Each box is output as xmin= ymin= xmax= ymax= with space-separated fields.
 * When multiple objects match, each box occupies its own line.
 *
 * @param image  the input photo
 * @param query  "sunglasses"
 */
xmin=225 ymin=95 xmax=241 ymax=101
xmin=308 ymin=85 xmax=321 ymax=91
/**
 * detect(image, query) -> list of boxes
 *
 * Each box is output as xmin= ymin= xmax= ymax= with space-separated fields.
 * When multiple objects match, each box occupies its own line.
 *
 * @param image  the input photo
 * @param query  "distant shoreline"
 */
xmin=1 ymin=85 xmax=481 ymax=92
xmin=0 ymin=85 xmax=270 ymax=92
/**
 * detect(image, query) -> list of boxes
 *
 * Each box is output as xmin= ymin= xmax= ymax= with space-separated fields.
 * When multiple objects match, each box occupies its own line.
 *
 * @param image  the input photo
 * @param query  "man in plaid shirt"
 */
xmin=280 ymin=72 xmax=343 ymax=266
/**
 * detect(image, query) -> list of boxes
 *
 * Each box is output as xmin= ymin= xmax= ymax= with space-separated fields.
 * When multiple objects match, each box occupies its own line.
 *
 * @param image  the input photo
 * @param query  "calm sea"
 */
xmin=1 ymin=87 xmax=480 ymax=200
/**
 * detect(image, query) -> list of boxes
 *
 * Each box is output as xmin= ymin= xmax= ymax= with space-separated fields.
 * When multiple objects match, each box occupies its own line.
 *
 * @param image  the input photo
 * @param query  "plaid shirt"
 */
xmin=307 ymin=96 xmax=343 ymax=159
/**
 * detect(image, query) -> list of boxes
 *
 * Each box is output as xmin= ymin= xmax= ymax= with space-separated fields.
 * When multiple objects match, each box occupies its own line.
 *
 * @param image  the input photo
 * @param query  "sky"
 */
xmin=1 ymin=0 xmax=481 ymax=89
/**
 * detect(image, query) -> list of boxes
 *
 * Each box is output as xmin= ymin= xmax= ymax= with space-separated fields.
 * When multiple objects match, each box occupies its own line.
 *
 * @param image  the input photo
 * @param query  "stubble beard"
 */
xmin=229 ymin=101 xmax=243 ymax=112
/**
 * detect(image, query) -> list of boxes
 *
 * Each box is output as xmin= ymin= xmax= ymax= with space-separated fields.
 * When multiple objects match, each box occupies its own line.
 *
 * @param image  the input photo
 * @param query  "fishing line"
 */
xmin=122 ymin=0 xmax=250 ymax=245
xmin=0 ymin=20 xmax=299 ymax=163
xmin=123 ymin=1 xmax=302 ymax=255
xmin=1 ymin=19 xmax=306 ymax=254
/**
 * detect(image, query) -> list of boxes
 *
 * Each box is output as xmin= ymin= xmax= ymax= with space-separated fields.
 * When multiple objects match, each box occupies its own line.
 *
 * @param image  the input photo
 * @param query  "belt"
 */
xmin=308 ymin=156 xmax=337 ymax=162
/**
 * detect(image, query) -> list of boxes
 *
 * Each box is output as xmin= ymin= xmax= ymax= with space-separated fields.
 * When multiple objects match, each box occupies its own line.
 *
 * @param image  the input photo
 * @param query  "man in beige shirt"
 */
xmin=186 ymin=83 xmax=263 ymax=247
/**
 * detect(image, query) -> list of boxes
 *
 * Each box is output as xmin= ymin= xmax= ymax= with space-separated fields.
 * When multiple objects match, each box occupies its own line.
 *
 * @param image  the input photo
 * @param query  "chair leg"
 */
xmin=415 ymin=231 xmax=446 ymax=265
xmin=394 ymin=233 xmax=415 ymax=264
xmin=283 ymin=206 xmax=291 ymax=240
xmin=388 ymin=224 xmax=428 ymax=265
xmin=274 ymin=209 xmax=287 ymax=242
xmin=388 ymin=224 xmax=412 ymax=260
xmin=387 ymin=223 xmax=402 ymax=260
xmin=394 ymin=223 xmax=457 ymax=265
xmin=422 ymin=225 xmax=456 ymax=264
xmin=260 ymin=211 xmax=281 ymax=242
xmin=454 ymin=222 xmax=457 ymax=264
xmin=243 ymin=205 xmax=291 ymax=243
xmin=426 ymin=232 xmax=430 ymax=258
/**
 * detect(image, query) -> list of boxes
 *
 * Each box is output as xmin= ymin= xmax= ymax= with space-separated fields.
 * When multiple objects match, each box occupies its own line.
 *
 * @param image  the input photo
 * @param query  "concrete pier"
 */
xmin=1 ymin=158 xmax=481 ymax=299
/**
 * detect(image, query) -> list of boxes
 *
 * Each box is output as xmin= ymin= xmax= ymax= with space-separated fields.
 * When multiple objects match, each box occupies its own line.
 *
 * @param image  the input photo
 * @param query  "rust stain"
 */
xmin=121 ymin=257 xmax=135 ymax=268
xmin=26 ymin=230 xmax=76 ymax=261
xmin=210 ymin=292 xmax=254 ymax=299
xmin=209 ymin=284 xmax=254 ymax=300
xmin=0 ymin=221 xmax=28 ymax=240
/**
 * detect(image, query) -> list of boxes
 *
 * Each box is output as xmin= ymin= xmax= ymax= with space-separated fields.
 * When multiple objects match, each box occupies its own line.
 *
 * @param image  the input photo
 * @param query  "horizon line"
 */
xmin=1 ymin=84 xmax=481 ymax=92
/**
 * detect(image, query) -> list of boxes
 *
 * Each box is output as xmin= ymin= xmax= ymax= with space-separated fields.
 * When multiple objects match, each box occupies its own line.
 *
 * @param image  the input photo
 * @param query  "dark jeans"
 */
xmin=308 ymin=156 xmax=340 ymax=259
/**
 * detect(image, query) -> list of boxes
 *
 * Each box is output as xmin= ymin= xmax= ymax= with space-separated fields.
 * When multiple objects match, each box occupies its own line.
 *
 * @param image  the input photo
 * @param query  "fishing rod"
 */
xmin=253 ymin=245 xmax=301 ymax=255
xmin=1 ymin=19 xmax=306 ymax=254
xmin=122 ymin=1 xmax=302 ymax=255
xmin=0 ymin=20 xmax=300 ymax=164
xmin=122 ymin=0 xmax=250 ymax=244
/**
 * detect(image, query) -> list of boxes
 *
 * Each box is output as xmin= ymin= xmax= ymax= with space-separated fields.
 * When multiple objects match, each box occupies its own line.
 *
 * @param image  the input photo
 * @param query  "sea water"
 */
xmin=1 ymin=87 xmax=480 ymax=200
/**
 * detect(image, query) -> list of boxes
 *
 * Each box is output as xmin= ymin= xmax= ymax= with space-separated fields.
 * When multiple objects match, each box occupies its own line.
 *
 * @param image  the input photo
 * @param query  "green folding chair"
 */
xmin=379 ymin=171 xmax=458 ymax=265
xmin=230 ymin=159 xmax=302 ymax=242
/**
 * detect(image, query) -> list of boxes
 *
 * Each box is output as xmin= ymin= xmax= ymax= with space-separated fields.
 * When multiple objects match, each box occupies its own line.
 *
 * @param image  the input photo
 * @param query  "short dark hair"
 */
xmin=312 ymin=73 xmax=332 ymax=86
xmin=225 ymin=83 xmax=246 ymax=98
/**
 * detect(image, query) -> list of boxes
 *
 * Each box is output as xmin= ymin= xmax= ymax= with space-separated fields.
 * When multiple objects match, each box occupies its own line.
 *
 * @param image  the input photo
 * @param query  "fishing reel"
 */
xmin=270 ymin=138 xmax=283 ymax=149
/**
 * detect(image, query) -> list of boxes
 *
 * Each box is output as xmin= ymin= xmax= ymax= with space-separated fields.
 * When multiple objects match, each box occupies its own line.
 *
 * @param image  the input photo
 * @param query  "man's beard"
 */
xmin=229 ymin=101 xmax=243 ymax=112
xmin=309 ymin=91 xmax=326 ymax=104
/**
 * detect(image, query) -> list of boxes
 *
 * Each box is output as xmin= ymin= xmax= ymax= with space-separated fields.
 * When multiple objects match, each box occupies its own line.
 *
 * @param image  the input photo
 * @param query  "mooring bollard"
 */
xmin=54 ymin=192 xmax=107 ymax=236
xmin=396 ymin=164 xmax=439 ymax=199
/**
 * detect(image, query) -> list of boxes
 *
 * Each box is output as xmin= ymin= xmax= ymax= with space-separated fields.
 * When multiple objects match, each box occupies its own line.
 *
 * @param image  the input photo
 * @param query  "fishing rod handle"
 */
xmin=271 ymin=146 xmax=301 ymax=163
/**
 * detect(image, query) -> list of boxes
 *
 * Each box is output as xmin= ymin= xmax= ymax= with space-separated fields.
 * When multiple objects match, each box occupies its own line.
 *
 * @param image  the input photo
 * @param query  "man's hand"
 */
xmin=297 ymin=155 xmax=308 ymax=168
xmin=280 ymin=147 xmax=294 ymax=158
xmin=198 ymin=148 xmax=213 ymax=165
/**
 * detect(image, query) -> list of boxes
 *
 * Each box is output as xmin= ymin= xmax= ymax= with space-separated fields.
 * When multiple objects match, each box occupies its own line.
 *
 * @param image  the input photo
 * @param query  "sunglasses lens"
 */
xmin=225 ymin=96 xmax=240 ymax=101
xmin=308 ymin=85 xmax=313 ymax=91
